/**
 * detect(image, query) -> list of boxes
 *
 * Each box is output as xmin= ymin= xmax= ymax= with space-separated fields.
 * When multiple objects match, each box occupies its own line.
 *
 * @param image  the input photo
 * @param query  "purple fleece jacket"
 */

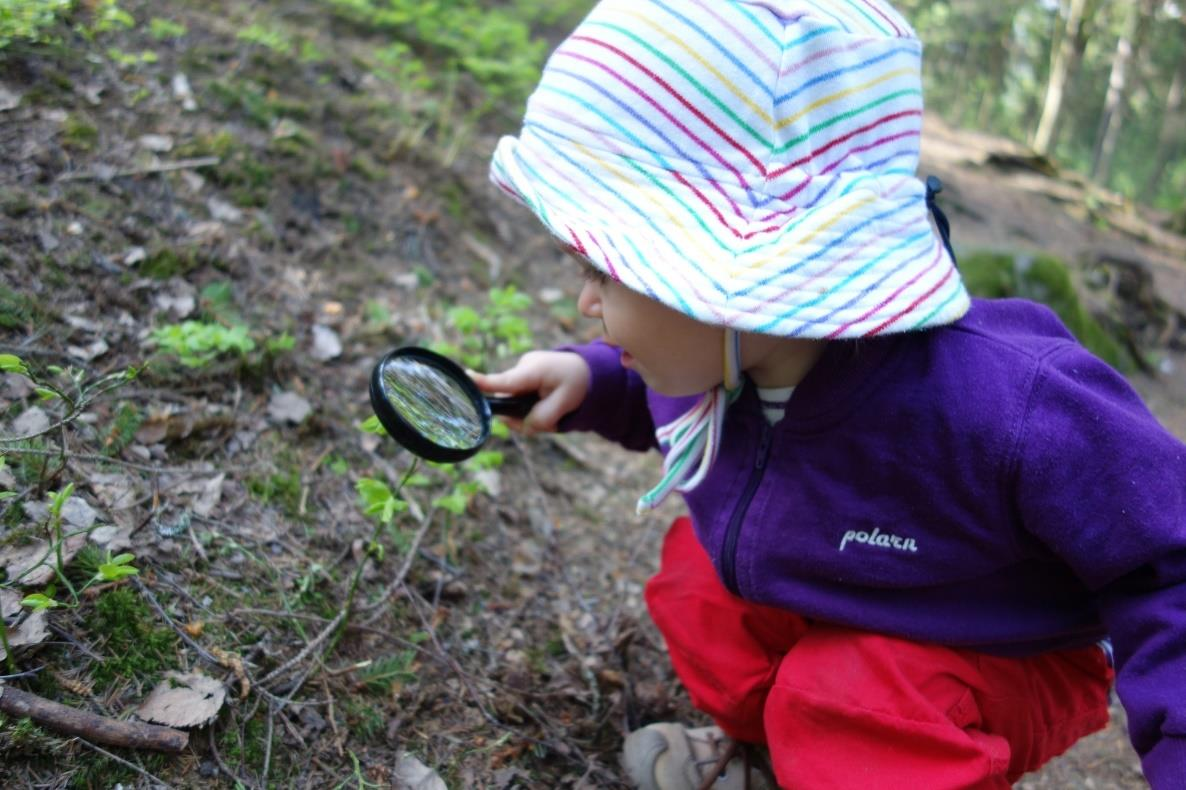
xmin=559 ymin=298 xmax=1186 ymax=787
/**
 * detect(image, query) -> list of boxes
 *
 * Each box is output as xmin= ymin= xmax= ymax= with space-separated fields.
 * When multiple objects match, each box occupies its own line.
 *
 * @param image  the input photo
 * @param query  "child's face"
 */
xmin=576 ymin=269 xmax=725 ymax=397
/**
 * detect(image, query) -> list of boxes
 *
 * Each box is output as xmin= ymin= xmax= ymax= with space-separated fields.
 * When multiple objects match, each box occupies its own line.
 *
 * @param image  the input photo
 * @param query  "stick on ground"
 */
xmin=0 ymin=685 xmax=189 ymax=752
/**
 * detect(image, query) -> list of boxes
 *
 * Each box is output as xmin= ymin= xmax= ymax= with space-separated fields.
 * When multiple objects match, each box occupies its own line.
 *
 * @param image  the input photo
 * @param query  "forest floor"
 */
xmin=1 ymin=2 xmax=1183 ymax=788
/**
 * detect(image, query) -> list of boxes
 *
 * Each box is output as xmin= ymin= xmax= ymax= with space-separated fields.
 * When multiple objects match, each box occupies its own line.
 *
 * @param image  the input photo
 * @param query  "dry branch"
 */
xmin=0 ymin=684 xmax=189 ymax=752
xmin=55 ymin=156 xmax=221 ymax=182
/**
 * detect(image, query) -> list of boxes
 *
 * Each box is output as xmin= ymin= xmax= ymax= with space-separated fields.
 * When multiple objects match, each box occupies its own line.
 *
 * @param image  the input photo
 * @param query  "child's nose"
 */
xmin=578 ymin=280 xmax=602 ymax=318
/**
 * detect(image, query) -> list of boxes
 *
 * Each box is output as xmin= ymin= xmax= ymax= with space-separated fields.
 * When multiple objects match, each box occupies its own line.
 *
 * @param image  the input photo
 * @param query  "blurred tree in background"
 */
xmin=898 ymin=0 xmax=1186 ymax=214
xmin=1 ymin=0 xmax=1183 ymax=216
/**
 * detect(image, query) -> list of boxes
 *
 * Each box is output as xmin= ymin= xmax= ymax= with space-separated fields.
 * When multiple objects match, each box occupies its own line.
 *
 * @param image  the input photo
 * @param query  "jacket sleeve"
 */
xmin=554 ymin=339 xmax=657 ymax=452
xmin=1012 ymin=343 xmax=1186 ymax=788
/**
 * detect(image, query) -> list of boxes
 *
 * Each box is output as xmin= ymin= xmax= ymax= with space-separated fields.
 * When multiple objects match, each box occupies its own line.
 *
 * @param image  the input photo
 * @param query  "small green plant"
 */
xmin=321 ymin=0 xmax=548 ymax=107
xmin=150 ymin=321 xmax=255 ymax=367
xmin=0 ymin=0 xmax=71 ymax=48
xmin=61 ymin=114 xmax=99 ymax=151
xmin=358 ymin=415 xmax=387 ymax=436
xmin=356 ymin=477 xmax=407 ymax=525
xmin=148 ymin=17 xmax=186 ymax=40
xmin=102 ymin=402 xmax=142 ymax=456
xmin=357 ymin=643 xmax=424 ymax=694
xmin=435 ymin=285 xmax=534 ymax=370
xmin=237 ymin=23 xmax=292 ymax=54
xmin=0 ymin=0 xmax=131 ymax=49
xmin=106 ymin=45 xmax=157 ymax=67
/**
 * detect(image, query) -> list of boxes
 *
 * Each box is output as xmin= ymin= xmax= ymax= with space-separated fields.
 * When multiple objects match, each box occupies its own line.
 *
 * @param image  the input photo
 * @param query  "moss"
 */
xmin=217 ymin=713 xmax=267 ymax=766
xmin=961 ymin=252 xmax=1132 ymax=373
xmin=139 ymin=247 xmax=201 ymax=279
xmin=2 ymin=192 xmax=36 ymax=218
xmin=0 ymin=714 xmax=58 ymax=758
xmin=246 ymin=467 xmax=303 ymax=517
xmin=84 ymin=587 xmax=178 ymax=689
xmin=341 ymin=698 xmax=386 ymax=742
xmin=61 ymin=114 xmax=99 ymax=151
xmin=67 ymin=751 xmax=170 ymax=789
xmin=0 ymin=285 xmax=44 ymax=329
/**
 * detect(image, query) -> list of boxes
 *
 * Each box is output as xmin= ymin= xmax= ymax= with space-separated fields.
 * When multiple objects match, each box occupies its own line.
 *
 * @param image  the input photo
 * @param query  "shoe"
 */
xmin=622 ymin=722 xmax=775 ymax=790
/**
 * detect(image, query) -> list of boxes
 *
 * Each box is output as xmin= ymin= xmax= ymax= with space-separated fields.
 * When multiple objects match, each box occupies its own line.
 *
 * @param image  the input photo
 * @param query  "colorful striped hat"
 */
xmin=491 ymin=0 xmax=970 ymax=339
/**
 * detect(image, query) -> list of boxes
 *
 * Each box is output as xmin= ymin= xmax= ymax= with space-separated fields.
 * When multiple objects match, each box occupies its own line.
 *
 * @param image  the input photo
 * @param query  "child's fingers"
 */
xmin=522 ymin=380 xmax=583 ymax=433
xmin=469 ymin=367 xmax=537 ymax=395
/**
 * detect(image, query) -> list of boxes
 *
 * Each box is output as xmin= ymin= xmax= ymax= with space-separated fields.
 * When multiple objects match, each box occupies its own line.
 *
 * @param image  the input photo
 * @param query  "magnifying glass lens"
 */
xmin=380 ymin=356 xmax=485 ymax=450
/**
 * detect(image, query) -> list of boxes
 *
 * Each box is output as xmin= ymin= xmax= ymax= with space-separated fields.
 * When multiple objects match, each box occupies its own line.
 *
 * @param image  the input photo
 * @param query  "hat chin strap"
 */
xmin=637 ymin=329 xmax=742 ymax=513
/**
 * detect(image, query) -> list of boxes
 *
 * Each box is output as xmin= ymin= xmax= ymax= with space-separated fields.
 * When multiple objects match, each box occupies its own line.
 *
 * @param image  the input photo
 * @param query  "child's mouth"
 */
xmin=620 ymin=349 xmax=634 ymax=367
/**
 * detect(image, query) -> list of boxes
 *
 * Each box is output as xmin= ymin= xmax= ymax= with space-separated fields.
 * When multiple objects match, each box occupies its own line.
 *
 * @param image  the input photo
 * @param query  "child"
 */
xmin=474 ymin=1 xmax=1186 ymax=787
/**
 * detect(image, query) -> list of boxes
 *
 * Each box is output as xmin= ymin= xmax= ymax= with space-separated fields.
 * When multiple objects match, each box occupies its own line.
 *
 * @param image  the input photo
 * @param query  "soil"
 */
xmin=1 ymin=2 xmax=1183 ymax=787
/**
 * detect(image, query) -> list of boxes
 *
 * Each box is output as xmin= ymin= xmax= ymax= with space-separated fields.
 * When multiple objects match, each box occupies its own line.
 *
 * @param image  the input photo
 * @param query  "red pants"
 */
xmin=645 ymin=518 xmax=1113 ymax=789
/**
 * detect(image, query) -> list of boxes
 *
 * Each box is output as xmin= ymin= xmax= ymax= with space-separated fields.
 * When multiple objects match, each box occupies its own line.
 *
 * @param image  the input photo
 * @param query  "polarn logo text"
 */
xmin=839 ymin=527 xmax=918 ymax=553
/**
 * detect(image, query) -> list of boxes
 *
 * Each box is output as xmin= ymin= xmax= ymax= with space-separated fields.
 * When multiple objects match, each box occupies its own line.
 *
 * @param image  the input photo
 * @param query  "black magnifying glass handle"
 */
xmin=485 ymin=393 xmax=539 ymax=419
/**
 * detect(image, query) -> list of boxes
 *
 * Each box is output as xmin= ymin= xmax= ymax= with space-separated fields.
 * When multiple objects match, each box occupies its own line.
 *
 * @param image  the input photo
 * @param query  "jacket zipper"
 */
xmin=721 ymin=423 xmax=773 ymax=596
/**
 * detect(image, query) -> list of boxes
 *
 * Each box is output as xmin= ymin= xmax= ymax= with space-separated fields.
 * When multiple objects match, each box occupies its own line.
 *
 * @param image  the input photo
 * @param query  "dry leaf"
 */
xmin=137 ymin=134 xmax=174 ymax=152
xmin=393 ymin=753 xmax=447 ymax=790
xmin=511 ymin=539 xmax=542 ymax=577
xmin=472 ymin=469 xmax=501 ymax=498
xmin=0 ymin=82 xmax=21 ymax=111
xmin=268 ymin=391 xmax=312 ymax=425
xmin=0 ymin=610 xmax=49 ymax=661
xmin=207 ymin=197 xmax=243 ymax=224
xmin=310 ymin=325 xmax=342 ymax=361
xmin=11 ymin=406 xmax=50 ymax=437
xmin=87 ymin=471 xmax=141 ymax=512
xmin=137 ymin=671 xmax=226 ymax=728
xmin=0 ymin=588 xmax=20 ymax=619
xmin=88 ymin=524 xmax=135 ymax=553
xmin=192 ymin=474 xmax=224 ymax=517
xmin=0 ymin=535 xmax=86 ymax=587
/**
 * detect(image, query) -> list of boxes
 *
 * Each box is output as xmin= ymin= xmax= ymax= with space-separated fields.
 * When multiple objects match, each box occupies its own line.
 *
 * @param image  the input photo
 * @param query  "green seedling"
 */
xmin=436 ymin=285 xmax=535 ymax=370
xmin=358 ymin=415 xmax=387 ymax=436
xmin=96 ymin=551 xmax=138 ymax=582
xmin=356 ymin=478 xmax=406 ymax=525
xmin=150 ymin=321 xmax=255 ymax=367
xmin=237 ymin=23 xmax=293 ymax=54
xmin=19 ymin=592 xmax=62 ymax=612
xmin=148 ymin=17 xmax=186 ymax=39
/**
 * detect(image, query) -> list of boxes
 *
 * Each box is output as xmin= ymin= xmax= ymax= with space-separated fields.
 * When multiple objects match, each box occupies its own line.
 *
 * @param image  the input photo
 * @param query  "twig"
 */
xmin=0 ymin=445 xmax=253 ymax=474
xmin=75 ymin=737 xmax=176 ymax=788
xmin=261 ymin=703 xmax=275 ymax=787
xmin=258 ymin=611 xmax=345 ymax=687
xmin=0 ymin=685 xmax=188 ymax=751
xmin=48 ymin=623 xmax=105 ymax=661
xmin=319 ymin=669 xmax=344 ymax=757
xmin=0 ymin=665 xmax=45 ymax=681
xmin=132 ymin=578 xmax=221 ymax=667
xmin=56 ymin=156 xmax=221 ymax=182
xmin=209 ymin=718 xmax=258 ymax=790
xmin=358 ymin=506 xmax=437 ymax=625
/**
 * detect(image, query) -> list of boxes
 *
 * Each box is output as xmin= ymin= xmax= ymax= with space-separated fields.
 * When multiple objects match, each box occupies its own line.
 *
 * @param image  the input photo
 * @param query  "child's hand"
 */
xmin=470 ymin=351 xmax=590 ymax=435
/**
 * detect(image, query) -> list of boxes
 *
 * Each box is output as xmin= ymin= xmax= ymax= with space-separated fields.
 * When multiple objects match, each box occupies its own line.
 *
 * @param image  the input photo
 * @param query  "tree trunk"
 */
xmin=976 ymin=6 xmax=1021 ymax=129
xmin=1091 ymin=0 xmax=1158 ymax=183
xmin=1032 ymin=0 xmax=1095 ymax=155
xmin=1143 ymin=26 xmax=1186 ymax=196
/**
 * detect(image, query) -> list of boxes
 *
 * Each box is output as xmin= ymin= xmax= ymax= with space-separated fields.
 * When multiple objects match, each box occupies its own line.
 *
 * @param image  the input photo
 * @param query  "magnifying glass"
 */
xmin=369 ymin=347 xmax=538 ymax=462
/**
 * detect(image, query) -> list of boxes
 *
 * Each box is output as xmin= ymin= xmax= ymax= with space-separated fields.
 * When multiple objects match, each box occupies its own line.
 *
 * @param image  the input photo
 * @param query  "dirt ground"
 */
xmin=1 ymin=2 xmax=1183 ymax=787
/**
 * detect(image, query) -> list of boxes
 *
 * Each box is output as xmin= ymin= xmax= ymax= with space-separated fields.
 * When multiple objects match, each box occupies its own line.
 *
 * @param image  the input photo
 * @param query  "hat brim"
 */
xmin=492 ymin=130 xmax=969 ymax=339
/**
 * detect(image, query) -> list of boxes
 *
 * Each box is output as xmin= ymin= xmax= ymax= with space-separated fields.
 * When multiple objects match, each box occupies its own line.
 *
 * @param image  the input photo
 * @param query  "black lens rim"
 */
xmin=369 ymin=346 xmax=492 ymax=463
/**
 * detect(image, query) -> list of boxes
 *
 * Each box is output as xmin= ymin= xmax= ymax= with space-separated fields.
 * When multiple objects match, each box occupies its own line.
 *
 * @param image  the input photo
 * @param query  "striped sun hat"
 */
xmin=491 ymin=0 xmax=969 ymax=339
